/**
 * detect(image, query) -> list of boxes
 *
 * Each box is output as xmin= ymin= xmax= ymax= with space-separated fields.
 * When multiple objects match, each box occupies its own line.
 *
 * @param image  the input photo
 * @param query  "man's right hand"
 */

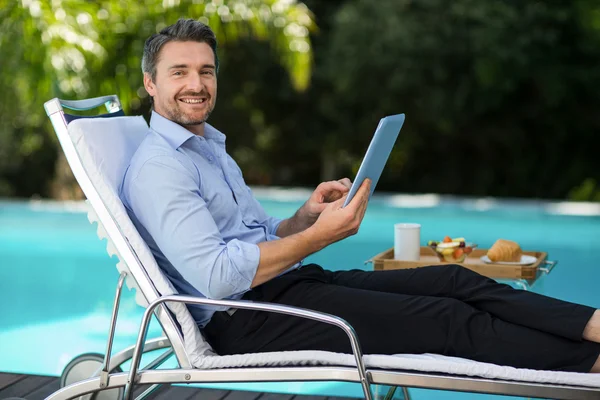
xmin=307 ymin=178 xmax=371 ymax=247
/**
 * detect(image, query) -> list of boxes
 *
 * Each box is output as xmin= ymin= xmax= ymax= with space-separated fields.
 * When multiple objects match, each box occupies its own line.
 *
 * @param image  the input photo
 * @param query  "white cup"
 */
xmin=394 ymin=223 xmax=421 ymax=261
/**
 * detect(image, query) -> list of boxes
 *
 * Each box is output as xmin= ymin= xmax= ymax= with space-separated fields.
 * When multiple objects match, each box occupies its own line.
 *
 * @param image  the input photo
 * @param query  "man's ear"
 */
xmin=143 ymin=72 xmax=156 ymax=97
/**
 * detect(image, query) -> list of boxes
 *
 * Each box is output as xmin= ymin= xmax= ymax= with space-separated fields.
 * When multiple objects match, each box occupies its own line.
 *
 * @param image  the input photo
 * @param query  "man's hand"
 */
xmin=306 ymin=178 xmax=371 ymax=247
xmin=277 ymin=178 xmax=353 ymax=237
xmin=298 ymin=178 xmax=352 ymax=225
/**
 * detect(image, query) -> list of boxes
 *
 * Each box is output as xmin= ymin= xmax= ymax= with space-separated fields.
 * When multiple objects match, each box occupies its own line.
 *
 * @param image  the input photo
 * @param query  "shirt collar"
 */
xmin=149 ymin=110 xmax=226 ymax=149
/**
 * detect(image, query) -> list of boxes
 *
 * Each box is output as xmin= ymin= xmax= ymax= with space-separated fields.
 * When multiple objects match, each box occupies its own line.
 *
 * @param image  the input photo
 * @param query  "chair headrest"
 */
xmin=67 ymin=116 xmax=148 ymax=193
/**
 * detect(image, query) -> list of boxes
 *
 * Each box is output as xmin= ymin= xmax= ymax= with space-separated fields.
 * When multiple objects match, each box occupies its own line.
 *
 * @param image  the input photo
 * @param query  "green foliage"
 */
xmin=1 ymin=0 xmax=600 ymax=202
xmin=569 ymin=179 xmax=600 ymax=202
xmin=0 ymin=0 xmax=314 ymax=197
xmin=320 ymin=0 xmax=600 ymax=199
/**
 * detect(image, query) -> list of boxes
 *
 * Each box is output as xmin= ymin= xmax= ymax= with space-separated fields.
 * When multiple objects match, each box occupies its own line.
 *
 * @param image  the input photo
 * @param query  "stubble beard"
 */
xmin=163 ymin=97 xmax=215 ymax=127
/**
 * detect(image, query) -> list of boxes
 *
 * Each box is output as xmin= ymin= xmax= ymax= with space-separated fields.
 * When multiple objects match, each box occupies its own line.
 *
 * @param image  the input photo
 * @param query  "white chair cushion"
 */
xmin=70 ymin=116 xmax=147 ymax=194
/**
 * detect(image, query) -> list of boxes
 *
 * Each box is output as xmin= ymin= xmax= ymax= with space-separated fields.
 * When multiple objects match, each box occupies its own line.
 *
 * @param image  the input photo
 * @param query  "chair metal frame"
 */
xmin=43 ymin=95 xmax=600 ymax=400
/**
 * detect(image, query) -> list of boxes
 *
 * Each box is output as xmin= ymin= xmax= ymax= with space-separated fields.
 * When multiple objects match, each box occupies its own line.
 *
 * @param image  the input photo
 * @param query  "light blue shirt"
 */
xmin=121 ymin=111 xmax=297 ymax=328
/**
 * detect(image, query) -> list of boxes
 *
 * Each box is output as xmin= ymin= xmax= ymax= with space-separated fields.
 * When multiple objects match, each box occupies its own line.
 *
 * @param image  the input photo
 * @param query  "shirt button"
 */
xmin=208 ymin=156 xmax=214 ymax=162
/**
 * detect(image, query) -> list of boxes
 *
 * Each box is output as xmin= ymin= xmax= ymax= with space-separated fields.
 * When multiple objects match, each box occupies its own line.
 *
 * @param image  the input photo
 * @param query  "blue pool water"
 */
xmin=0 ymin=192 xmax=599 ymax=399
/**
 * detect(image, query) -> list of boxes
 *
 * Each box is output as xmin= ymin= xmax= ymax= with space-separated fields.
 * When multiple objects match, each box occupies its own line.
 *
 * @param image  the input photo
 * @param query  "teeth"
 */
xmin=181 ymin=98 xmax=205 ymax=104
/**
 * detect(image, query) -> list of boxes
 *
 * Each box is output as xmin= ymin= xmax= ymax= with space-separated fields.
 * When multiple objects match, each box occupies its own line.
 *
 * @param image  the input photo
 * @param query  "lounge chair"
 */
xmin=43 ymin=95 xmax=600 ymax=400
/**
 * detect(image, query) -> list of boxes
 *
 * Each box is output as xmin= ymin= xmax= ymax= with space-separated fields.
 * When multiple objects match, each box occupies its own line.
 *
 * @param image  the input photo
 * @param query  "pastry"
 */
xmin=487 ymin=239 xmax=522 ymax=262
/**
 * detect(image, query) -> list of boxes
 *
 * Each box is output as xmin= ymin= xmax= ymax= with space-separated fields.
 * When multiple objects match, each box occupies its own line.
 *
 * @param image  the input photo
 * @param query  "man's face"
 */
xmin=144 ymin=41 xmax=217 ymax=131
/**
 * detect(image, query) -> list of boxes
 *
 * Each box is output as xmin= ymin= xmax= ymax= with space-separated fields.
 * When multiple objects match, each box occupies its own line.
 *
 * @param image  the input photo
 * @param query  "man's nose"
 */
xmin=186 ymin=72 xmax=205 ymax=92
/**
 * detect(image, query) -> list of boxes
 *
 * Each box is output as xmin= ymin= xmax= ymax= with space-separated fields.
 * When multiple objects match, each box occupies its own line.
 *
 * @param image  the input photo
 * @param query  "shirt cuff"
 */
xmin=226 ymin=239 xmax=261 ymax=292
xmin=269 ymin=217 xmax=283 ymax=237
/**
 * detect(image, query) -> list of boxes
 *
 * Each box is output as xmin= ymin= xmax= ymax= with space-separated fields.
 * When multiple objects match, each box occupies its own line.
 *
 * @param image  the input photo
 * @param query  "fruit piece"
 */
xmin=453 ymin=248 xmax=464 ymax=259
xmin=452 ymin=237 xmax=465 ymax=242
xmin=437 ymin=242 xmax=460 ymax=248
xmin=443 ymin=236 xmax=452 ymax=243
xmin=459 ymin=241 xmax=466 ymax=248
xmin=428 ymin=240 xmax=438 ymax=247
xmin=464 ymin=246 xmax=473 ymax=254
xmin=443 ymin=254 xmax=454 ymax=262
xmin=441 ymin=247 xmax=454 ymax=256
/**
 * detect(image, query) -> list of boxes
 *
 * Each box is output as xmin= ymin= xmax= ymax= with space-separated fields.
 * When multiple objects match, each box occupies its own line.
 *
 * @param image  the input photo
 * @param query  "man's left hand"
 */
xmin=299 ymin=178 xmax=352 ymax=225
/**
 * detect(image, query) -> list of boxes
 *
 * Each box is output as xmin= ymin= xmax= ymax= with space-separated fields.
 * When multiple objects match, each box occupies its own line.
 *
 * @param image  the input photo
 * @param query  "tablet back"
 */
xmin=343 ymin=114 xmax=405 ymax=207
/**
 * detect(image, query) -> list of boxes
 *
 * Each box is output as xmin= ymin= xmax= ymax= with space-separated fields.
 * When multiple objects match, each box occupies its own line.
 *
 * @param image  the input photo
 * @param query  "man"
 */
xmin=121 ymin=18 xmax=600 ymax=373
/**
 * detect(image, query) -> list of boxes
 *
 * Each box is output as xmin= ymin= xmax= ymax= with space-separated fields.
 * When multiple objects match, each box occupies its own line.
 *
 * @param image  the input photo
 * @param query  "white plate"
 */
xmin=480 ymin=255 xmax=537 ymax=266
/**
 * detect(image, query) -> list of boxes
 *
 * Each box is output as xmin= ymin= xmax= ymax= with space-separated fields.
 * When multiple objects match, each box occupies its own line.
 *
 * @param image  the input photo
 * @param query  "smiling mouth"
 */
xmin=179 ymin=98 xmax=207 ymax=104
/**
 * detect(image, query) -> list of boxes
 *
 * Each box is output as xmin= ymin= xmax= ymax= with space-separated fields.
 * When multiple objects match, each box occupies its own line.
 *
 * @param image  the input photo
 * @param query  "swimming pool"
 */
xmin=1 ymin=191 xmax=599 ymax=399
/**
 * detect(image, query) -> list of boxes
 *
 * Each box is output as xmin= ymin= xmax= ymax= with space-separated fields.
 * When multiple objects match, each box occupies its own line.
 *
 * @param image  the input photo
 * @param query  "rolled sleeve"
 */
xmin=126 ymin=155 xmax=259 ymax=299
xmin=266 ymin=216 xmax=283 ymax=237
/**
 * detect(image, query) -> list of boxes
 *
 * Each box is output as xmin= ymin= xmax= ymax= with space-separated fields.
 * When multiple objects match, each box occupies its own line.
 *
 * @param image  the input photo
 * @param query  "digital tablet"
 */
xmin=343 ymin=114 xmax=405 ymax=207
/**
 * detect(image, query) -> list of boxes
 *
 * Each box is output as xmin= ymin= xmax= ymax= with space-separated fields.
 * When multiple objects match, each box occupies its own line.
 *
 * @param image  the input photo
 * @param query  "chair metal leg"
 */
xmin=124 ymin=350 xmax=172 ymax=400
xmin=381 ymin=385 xmax=410 ymax=400
xmin=401 ymin=386 xmax=410 ymax=400
xmin=383 ymin=386 xmax=397 ymax=400
xmin=133 ymin=384 xmax=162 ymax=400
xmin=141 ymin=348 xmax=174 ymax=370
xmin=99 ymin=272 xmax=127 ymax=389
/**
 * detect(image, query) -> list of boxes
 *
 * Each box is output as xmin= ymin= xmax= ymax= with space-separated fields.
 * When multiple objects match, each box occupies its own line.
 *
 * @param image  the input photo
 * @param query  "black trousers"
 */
xmin=203 ymin=264 xmax=600 ymax=372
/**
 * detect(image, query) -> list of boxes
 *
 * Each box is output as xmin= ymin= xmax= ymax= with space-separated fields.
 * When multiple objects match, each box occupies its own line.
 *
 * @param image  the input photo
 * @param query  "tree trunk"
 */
xmin=50 ymin=151 xmax=84 ymax=200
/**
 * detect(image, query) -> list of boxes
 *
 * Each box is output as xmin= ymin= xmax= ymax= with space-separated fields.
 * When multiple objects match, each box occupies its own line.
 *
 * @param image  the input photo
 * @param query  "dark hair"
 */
xmin=142 ymin=18 xmax=219 ymax=81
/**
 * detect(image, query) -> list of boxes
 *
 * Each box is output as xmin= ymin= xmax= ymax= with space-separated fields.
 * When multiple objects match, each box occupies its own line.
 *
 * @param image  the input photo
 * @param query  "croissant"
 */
xmin=487 ymin=239 xmax=522 ymax=262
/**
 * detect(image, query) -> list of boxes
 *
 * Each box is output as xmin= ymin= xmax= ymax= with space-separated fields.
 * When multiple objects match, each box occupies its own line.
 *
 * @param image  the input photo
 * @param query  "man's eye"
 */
xmin=173 ymin=71 xmax=183 ymax=76
xmin=202 ymin=70 xmax=214 ymax=75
